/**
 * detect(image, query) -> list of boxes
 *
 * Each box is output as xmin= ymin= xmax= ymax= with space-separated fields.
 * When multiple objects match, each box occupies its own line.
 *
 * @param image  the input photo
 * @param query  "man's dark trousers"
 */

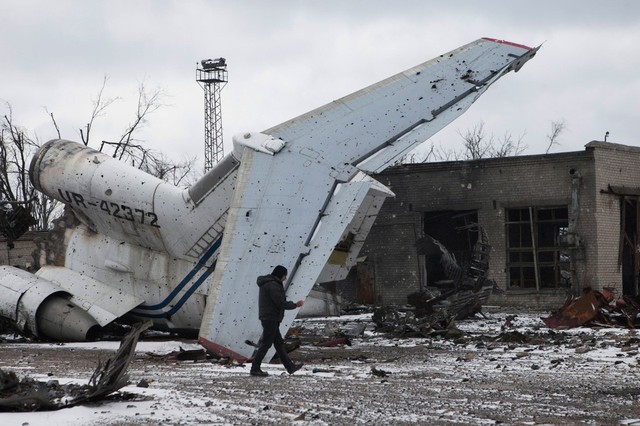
xmin=251 ymin=320 xmax=294 ymax=372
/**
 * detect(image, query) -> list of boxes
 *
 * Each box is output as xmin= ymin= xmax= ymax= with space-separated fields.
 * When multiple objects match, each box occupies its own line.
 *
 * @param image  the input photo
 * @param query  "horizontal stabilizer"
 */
xmin=266 ymin=38 xmax=538 ymax=174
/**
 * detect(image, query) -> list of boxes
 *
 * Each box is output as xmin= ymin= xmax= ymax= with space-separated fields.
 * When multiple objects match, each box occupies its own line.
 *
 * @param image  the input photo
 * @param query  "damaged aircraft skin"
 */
xmin=0 ymin=321 xmax=150 ymax=411
xmin=0 ymin=38 xmax=538 ymax=361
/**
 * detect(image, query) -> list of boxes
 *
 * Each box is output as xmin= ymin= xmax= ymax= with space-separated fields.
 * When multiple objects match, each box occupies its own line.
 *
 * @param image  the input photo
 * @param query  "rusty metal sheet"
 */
xmin=543 ymin=289 xmax=604 ymax=328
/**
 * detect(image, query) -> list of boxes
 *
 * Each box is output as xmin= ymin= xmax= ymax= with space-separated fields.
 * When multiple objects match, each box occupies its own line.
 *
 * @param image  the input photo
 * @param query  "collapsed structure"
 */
xmin=372 ymin=222 xmax=493 ymax=335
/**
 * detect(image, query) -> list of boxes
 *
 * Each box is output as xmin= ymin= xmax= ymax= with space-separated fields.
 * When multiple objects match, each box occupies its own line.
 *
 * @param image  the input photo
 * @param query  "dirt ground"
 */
xmin=1 ymin=311 xmax=640 ymax=425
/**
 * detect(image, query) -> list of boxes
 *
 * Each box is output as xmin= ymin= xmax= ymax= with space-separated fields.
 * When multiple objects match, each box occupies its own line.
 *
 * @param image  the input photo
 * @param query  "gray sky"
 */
xmin=2 ymin=0 xmax=639 ymax=169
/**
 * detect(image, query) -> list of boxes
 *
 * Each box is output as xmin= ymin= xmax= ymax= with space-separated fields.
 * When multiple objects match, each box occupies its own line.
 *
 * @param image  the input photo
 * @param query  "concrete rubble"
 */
xmin=370 ymin=229 xmax=495 ymax=337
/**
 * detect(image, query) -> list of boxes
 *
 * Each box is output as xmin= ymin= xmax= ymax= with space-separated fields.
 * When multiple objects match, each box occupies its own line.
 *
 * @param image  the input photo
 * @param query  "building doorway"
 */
xmin=621 ymin=196 xmax=639 ymax=296
xmin=422 ymin=210 xmax=479 ymax=287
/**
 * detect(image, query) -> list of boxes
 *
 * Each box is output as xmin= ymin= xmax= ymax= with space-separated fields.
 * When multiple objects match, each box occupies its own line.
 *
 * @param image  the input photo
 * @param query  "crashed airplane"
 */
xmin=0 ymin=38 xmax=537 ymax=361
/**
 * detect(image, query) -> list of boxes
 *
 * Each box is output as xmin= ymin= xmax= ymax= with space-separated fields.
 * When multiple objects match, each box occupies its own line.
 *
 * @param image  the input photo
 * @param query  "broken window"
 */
xmin=506 ymin=206 xmax=569 ymax=290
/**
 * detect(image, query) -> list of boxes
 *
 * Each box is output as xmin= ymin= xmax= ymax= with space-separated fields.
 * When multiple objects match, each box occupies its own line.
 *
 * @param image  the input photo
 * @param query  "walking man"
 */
xmin=250 ymin=265 xmax=304 ymax=376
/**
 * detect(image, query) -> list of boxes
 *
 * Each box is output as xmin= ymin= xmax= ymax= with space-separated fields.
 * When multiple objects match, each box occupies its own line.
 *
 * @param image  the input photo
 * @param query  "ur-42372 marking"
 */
xmin=59 ymin=189 xmax=161 ymax=228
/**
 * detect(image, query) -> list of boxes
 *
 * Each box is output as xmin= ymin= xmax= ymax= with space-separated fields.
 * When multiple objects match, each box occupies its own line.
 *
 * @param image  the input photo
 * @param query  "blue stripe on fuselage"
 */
xmin=132 ymin=259 xmax=217 ymax=319
xmin=133 ymin=236 xmax=221 ymax=313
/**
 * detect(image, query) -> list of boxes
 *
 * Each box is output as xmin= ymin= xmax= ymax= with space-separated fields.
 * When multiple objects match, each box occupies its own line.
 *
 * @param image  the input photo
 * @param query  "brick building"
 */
xmin=0 ymin=231 xmax=45 ymax=272
xmin=339 ymin=141 xmax=640 ymax=310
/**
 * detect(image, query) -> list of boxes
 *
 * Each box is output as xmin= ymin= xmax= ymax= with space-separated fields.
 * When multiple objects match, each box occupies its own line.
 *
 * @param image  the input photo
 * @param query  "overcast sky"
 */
xmin=2 ymin=0 xmax=639 ymax=171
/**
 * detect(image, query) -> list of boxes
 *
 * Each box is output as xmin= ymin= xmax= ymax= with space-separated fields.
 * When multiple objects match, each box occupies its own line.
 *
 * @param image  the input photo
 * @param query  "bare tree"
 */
xmin=94 ymin=80 xmax=199 ymax=186
xmin=0 ymin=108 xmax=35 ymax=203
xmin=419 ymin=144 xmax=436 ymax=163
xmin=61 ymin=77 xmax=196 ymax=186
xmin=79 ymin=75 xmax=119 ymax=146
xmin=436 ymin=143 xmax=462 ymax=161
xmin=0 ymin=103 xmax=58 ymax=231
xmin=100 ymin=138 xmax=198 ymax=187
xmin=490 ymin=130 xmax=528 ymax=158
xmin=545 ymin=119 xmax=566 ymax=154
xmin=109 ymin=80 xmax=163 ymax=161
xmin=149 ymin=153 xmax=198 ymax=186
xmin=402 ymin=121 xmax=529 ymax=166
xmin=458 ymin=122 xmax=492 ymax=160
xmin=456 ymin=122 xmax=527 ymax=160
xmin=45 ymin=108 xmax=61 ymax=139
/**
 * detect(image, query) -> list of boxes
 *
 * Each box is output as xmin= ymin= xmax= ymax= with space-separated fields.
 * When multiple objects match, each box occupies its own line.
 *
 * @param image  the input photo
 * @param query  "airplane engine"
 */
xmin=0 ymin=266 xmax=101 ymax=341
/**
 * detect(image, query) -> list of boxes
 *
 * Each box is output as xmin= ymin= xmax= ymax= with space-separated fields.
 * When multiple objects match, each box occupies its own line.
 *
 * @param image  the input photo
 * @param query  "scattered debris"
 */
xmin=372 ymin=307 xmax=449 ymax=337
xmin=372 ymin=227 xmax=495 ymax=338
xmin=370 ymin=366 xmax=390 ymax=377
xmin=0 ymin=321 xmax=151 ymax=411
xmin=244 ymin=328 xmax=301 ymax=355
xmin=316 ymin=336 xmax=351 ymax=347
xmin=300 ymin=320 xmax=365 ymax=347
xmin=413 ymin=226 xmax=494 ymax=317
xmin=166 ymin=347 xmax=208 ymax=362
xmin=456 ymin=353 xmax=476 ymax=362
xmin=3 ymin=310 xmax=638 ymax=425
xmin=495 ymin=329 xmax=531 ymax=344
xmin=343 ymin=322 xmax=367 ymax=337
xmin=311 ymin=368 xmax=336 ymax=374
xmin=543 ymin=287 xmax=640 ymax=329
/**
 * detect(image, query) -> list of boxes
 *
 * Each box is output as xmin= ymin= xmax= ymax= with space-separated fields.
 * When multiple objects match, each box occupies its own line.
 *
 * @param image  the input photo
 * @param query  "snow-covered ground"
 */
xmin=1 ymin=311 xmax=639 ymax=425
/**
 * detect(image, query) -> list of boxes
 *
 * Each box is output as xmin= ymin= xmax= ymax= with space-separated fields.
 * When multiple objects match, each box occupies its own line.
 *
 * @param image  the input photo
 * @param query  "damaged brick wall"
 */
xmin=353 ymin=147 xmax=604 ymax=310
xmin=356 ymin=219 xmax=423 ymax=305
xmin=0 ymin=231 xmax=47 ymax=271
xmin=590 ymin=142 xmax=640 ymax=295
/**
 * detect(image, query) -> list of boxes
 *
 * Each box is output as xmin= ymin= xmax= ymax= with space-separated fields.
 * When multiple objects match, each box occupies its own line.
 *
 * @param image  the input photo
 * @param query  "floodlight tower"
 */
xmin=196 ymin=58 xmax=228 ymax=172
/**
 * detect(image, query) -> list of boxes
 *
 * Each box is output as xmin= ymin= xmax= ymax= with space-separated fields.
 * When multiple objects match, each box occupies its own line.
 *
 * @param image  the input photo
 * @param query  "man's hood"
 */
xmin=257 ymin=274 xmax=279 ymax=287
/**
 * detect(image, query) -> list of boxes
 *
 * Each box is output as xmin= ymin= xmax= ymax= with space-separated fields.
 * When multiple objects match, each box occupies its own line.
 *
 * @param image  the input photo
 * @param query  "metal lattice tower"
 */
xmin=196 ymin=58 xmax=228 ymax=172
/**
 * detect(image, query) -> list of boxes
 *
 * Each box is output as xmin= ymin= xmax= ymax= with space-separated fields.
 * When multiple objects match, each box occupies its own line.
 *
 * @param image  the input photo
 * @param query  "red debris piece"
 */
xmin=543 ymin=287 xmax=640 ymax=329
xmin=543 ymin=288 xmax=606 ymax=329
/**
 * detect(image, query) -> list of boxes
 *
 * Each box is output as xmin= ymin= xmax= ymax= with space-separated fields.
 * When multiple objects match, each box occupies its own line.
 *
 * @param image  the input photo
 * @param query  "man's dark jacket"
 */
xmin=257 ymin=274 xmax=297 ymax=322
